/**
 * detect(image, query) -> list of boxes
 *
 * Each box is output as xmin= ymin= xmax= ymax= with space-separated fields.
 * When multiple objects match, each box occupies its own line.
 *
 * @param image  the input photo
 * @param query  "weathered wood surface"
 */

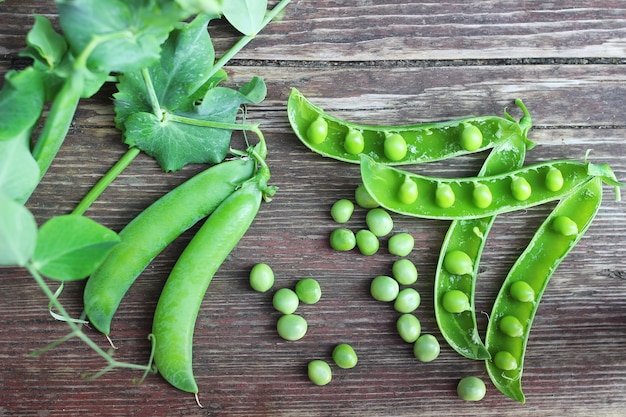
xmin=1 ymin=1 xmax=626 ymax=416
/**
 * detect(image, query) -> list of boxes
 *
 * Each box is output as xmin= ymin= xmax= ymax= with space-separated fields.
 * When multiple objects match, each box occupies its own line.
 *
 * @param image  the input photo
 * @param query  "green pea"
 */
xmin=511 ymin=176 xmax=532 ymax=201
xmin=344 ymin=129 xmax=365 ymax=155
xmin=366 ymin=208 xmax=394 ymax=237
xmin=552 ymin=215 xmax=579 ymax=237
xmin=394 ymin=288 xmax=421 ymax=313
xmin=392 ymin=258 xmax=418 ymax=285
xmin=355 ymin=184 xmax=379 ymax=209
xmin=295 ymin=278 xmax=322 ymax=304
xmin=307 ymin=360 xmax=332 ymax=386
xmin=457 ymin=376 xmax=486 ymax=401
xmin=388 ymin=232 xmax=414 ymax=257
xmin=443 ymin=250 xmax=473 ymax=275
xmin=499 ymin=315 xmax=524 ymax=338
xmin=332 ymin=343 xmax=358 ymax=369
xmin=330 ymin=228 xmax=356 ymax=251
xmin=370 ymin=275 xmax=399 ymax=302
xmin=306 ymin=116 xmax=328 ymax=145
xmin=435 ymin=183 xmax=455 ymax=208
xmin=442 ymin=289 xmax=471 ymax=313
xmin=396 ymin=313 xmax=421 ymax=343
xmin=356 ymin=229 xmax=380 ymax=255
xmin=277 ymin=314 xmax=308 ymax=341
xmin=272 ymin=288 xmax=300 ymax=314
xmin=509 ymin=280 xmax=535 ymax=303
xmin=494 ymin=350 xmax=518 ymax=371
xmin=330 ymin=199 xmax=354 ymax=223
xmin=545 ymin=167 xmax=564 ymax=191
xmin=472 ymin=183 xmax=492 ymax=209
xmin=413 ymin=334 xmax=440 ymax=362
xmin=383 ymin=132 xmax=408 ymax=161
xmin=460 ymin=124 xmax=483 ymax=152
xmin=397 ymin=175 xmax=418 ymax=204
xmin=249 ymin=263 xmax=274 ymax=293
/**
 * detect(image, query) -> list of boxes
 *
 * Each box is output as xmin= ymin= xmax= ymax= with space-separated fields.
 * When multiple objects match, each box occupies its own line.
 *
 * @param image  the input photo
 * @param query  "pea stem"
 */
xmin=141 ymin=67 xmax=162 ymax=117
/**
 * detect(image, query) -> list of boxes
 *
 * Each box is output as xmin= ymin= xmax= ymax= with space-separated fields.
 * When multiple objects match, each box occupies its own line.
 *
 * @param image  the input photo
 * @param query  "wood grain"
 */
xmin=1 ymin=1 xmax=626 ymax=416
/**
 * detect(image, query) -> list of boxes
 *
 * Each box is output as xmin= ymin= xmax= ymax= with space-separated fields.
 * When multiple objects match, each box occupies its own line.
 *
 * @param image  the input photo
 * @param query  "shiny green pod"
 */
xmin=287 ymin=88 xmax=535 ymax=165
xmin=360 ymin=154 xmax=621 ymax=220
xmin=484 ymin=178 xmax=603 ymax=403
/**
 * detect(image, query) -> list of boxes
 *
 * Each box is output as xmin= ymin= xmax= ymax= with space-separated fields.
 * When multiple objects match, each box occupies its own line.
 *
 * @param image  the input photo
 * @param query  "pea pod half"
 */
xmin=287 ymin=88 xmax=535 ymax=165
xmin=484 ymin=177 xmax=604 ymax=403
xmin=360 ymin=154 xmax=622 ymax=220
xmin=84 ymin=156 xmax=256 ymax=336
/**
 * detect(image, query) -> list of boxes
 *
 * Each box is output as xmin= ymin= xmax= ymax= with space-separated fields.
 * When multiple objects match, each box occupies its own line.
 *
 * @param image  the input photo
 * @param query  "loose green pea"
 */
xmin=344 ymin=129 xmax=365 ymax=155
xmin=332 ymin=343 xmax=358 ymax=369
xmin=308 ymin=360 xmax=332 ymax=386
xmin=392 ymin=258 xmax=418 ymax=285
xmin=397 ymin=175 xmax=418 ymax=204
xmin=356 ymin=229 xmax=380 ymax=255
xmin=435 ymin=183 xmax=455 ymax=208
xmin=545 ymin=167 xmax=564 ymax=191
xmin=460 ymin=124 xmax=483 ymax=152
xmin=306 ymin=116 xmax=328 ymax=144
xmin=494 ymin=350 xmax=518 ymax=371
xmin=330 ymin=199 xmax=354 ymax=223
xmin=413 ymin=334 xmax=440 ymax=362
xmin=397 ymin=313 xmax=421 ymax=343
xmin=370 ymin=275 xmax=399 ymax=302
xmin=442 ymin=289 xmax=471 ymax=313
xmin=509 ymin=280 xmax=535 ymax=303
xmin=355 ymin=184 xmax=379 ymax=209
xmin=499 ymin=315 xmax=524 ymax=338
xmin=249 ymin=263 xmax=274 ymax=293
xmin=272 ymin=288 xmax=300 ymax=314
xmin=388 ymin=232 xmax=414 ymax=257
xmin=384 ymin=132 xmax=408 ymax=161
xmin=511 ymin=176 xmax=532 ymax=201
xmin=443 ymin=250 xmax=473 ymax=275
xmin=330 ymin=228 xmax=356 ymax=251
xmin=366 ymin=208 xmax=394 ymax=237
xmin=295 ymin=278 xmax=322 ymax=304
xmin=472 ymin=183 xmax=493 ymax=209
xmin=457 ymin=376 xmax=487 ymax=401
xmin=277 ymin=314 xmax=308 ymax=341
xmin=394 ymin=288 xmax=421 ymax=313
xmin=552 ymin=215 xmax=579 ymax=237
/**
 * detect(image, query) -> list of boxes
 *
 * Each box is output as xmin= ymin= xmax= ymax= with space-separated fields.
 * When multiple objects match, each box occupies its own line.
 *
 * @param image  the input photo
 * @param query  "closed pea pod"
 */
xmin=151 ymin=165 xmax=275 ymax=401
xmin=84 ymin=157 xmax=256 ymax=336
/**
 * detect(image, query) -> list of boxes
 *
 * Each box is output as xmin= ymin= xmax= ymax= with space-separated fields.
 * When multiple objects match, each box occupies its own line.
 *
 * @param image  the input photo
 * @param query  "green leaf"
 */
xmin=0 ymin=131 xmax=40 ymax=203
xmin=0 ymin=193 xmax=38 ymax=266
xmin=32 ymin=215 xmax=120 ymax=281
xmin=0 ymin=68 xmax=44 ymax=140
xmin=19 ymin=15 xmax=68 ymax=69
xmin=175 ymin=0 xmax=222 ymax=15
xmin=223 ymin=0 xmax=268 ymax=36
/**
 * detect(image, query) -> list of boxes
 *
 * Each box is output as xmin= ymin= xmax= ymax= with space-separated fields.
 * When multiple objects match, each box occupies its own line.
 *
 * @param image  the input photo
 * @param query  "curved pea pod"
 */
xmin=287 ymin=88 xmax=535 ymax=165
xmin=360 ymin=154 xmax=623 ymax=220
xmin=151 ymin=167 xmax=275 ymax=399
xmin=83 ymin=157 xmax=256 ymax=336
xmin=484 ymin=177 xmax=604 ymax=403
xmin=434 ymin=135 xmax=529 ymax=360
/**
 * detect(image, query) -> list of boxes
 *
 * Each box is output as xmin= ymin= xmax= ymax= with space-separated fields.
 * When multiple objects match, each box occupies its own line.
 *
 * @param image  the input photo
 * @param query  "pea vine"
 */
xmin=0 ymin=0 xmax=290 ymax=380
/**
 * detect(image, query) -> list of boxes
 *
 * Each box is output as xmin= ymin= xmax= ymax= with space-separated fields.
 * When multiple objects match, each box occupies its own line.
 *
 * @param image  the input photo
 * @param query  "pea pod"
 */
xmin=484 ymin=177 xmax=604 ymax=403
xmin=360 ymin=154 xmax=622 ymax=220
xmin=84 ymin=157 xmax=256 ymax=336
xmin=434 ymin=134 xmax=529 ymax=360
xmin=151 ymin=165 xmax=275 ymax=400
xmin=287 ymin=88 xmax=535 ymax=165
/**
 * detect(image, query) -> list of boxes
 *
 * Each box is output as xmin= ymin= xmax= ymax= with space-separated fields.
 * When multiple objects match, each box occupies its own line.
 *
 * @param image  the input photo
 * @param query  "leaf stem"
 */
xmin=141 ymin=68 xmax=162 ymax=117
xmin=72 ymin=147 xmax=141 ymax=215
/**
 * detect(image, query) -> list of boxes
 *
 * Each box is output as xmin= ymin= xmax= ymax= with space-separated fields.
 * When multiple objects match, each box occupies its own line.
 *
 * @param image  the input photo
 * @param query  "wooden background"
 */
xmin=1 ymin=1 xmax=626 ymax=416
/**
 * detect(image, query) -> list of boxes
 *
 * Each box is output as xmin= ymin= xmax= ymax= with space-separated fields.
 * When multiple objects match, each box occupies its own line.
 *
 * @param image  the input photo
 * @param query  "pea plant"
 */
xmin=0 ymin=0 xmax=289 ymax=382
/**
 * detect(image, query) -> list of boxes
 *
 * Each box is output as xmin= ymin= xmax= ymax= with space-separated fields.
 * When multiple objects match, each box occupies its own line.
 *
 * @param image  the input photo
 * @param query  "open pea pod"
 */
xmin=360 ymin=154 xmax=622 ymax=220
xmin=287 ymin=88 xmax=534 ymax=165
